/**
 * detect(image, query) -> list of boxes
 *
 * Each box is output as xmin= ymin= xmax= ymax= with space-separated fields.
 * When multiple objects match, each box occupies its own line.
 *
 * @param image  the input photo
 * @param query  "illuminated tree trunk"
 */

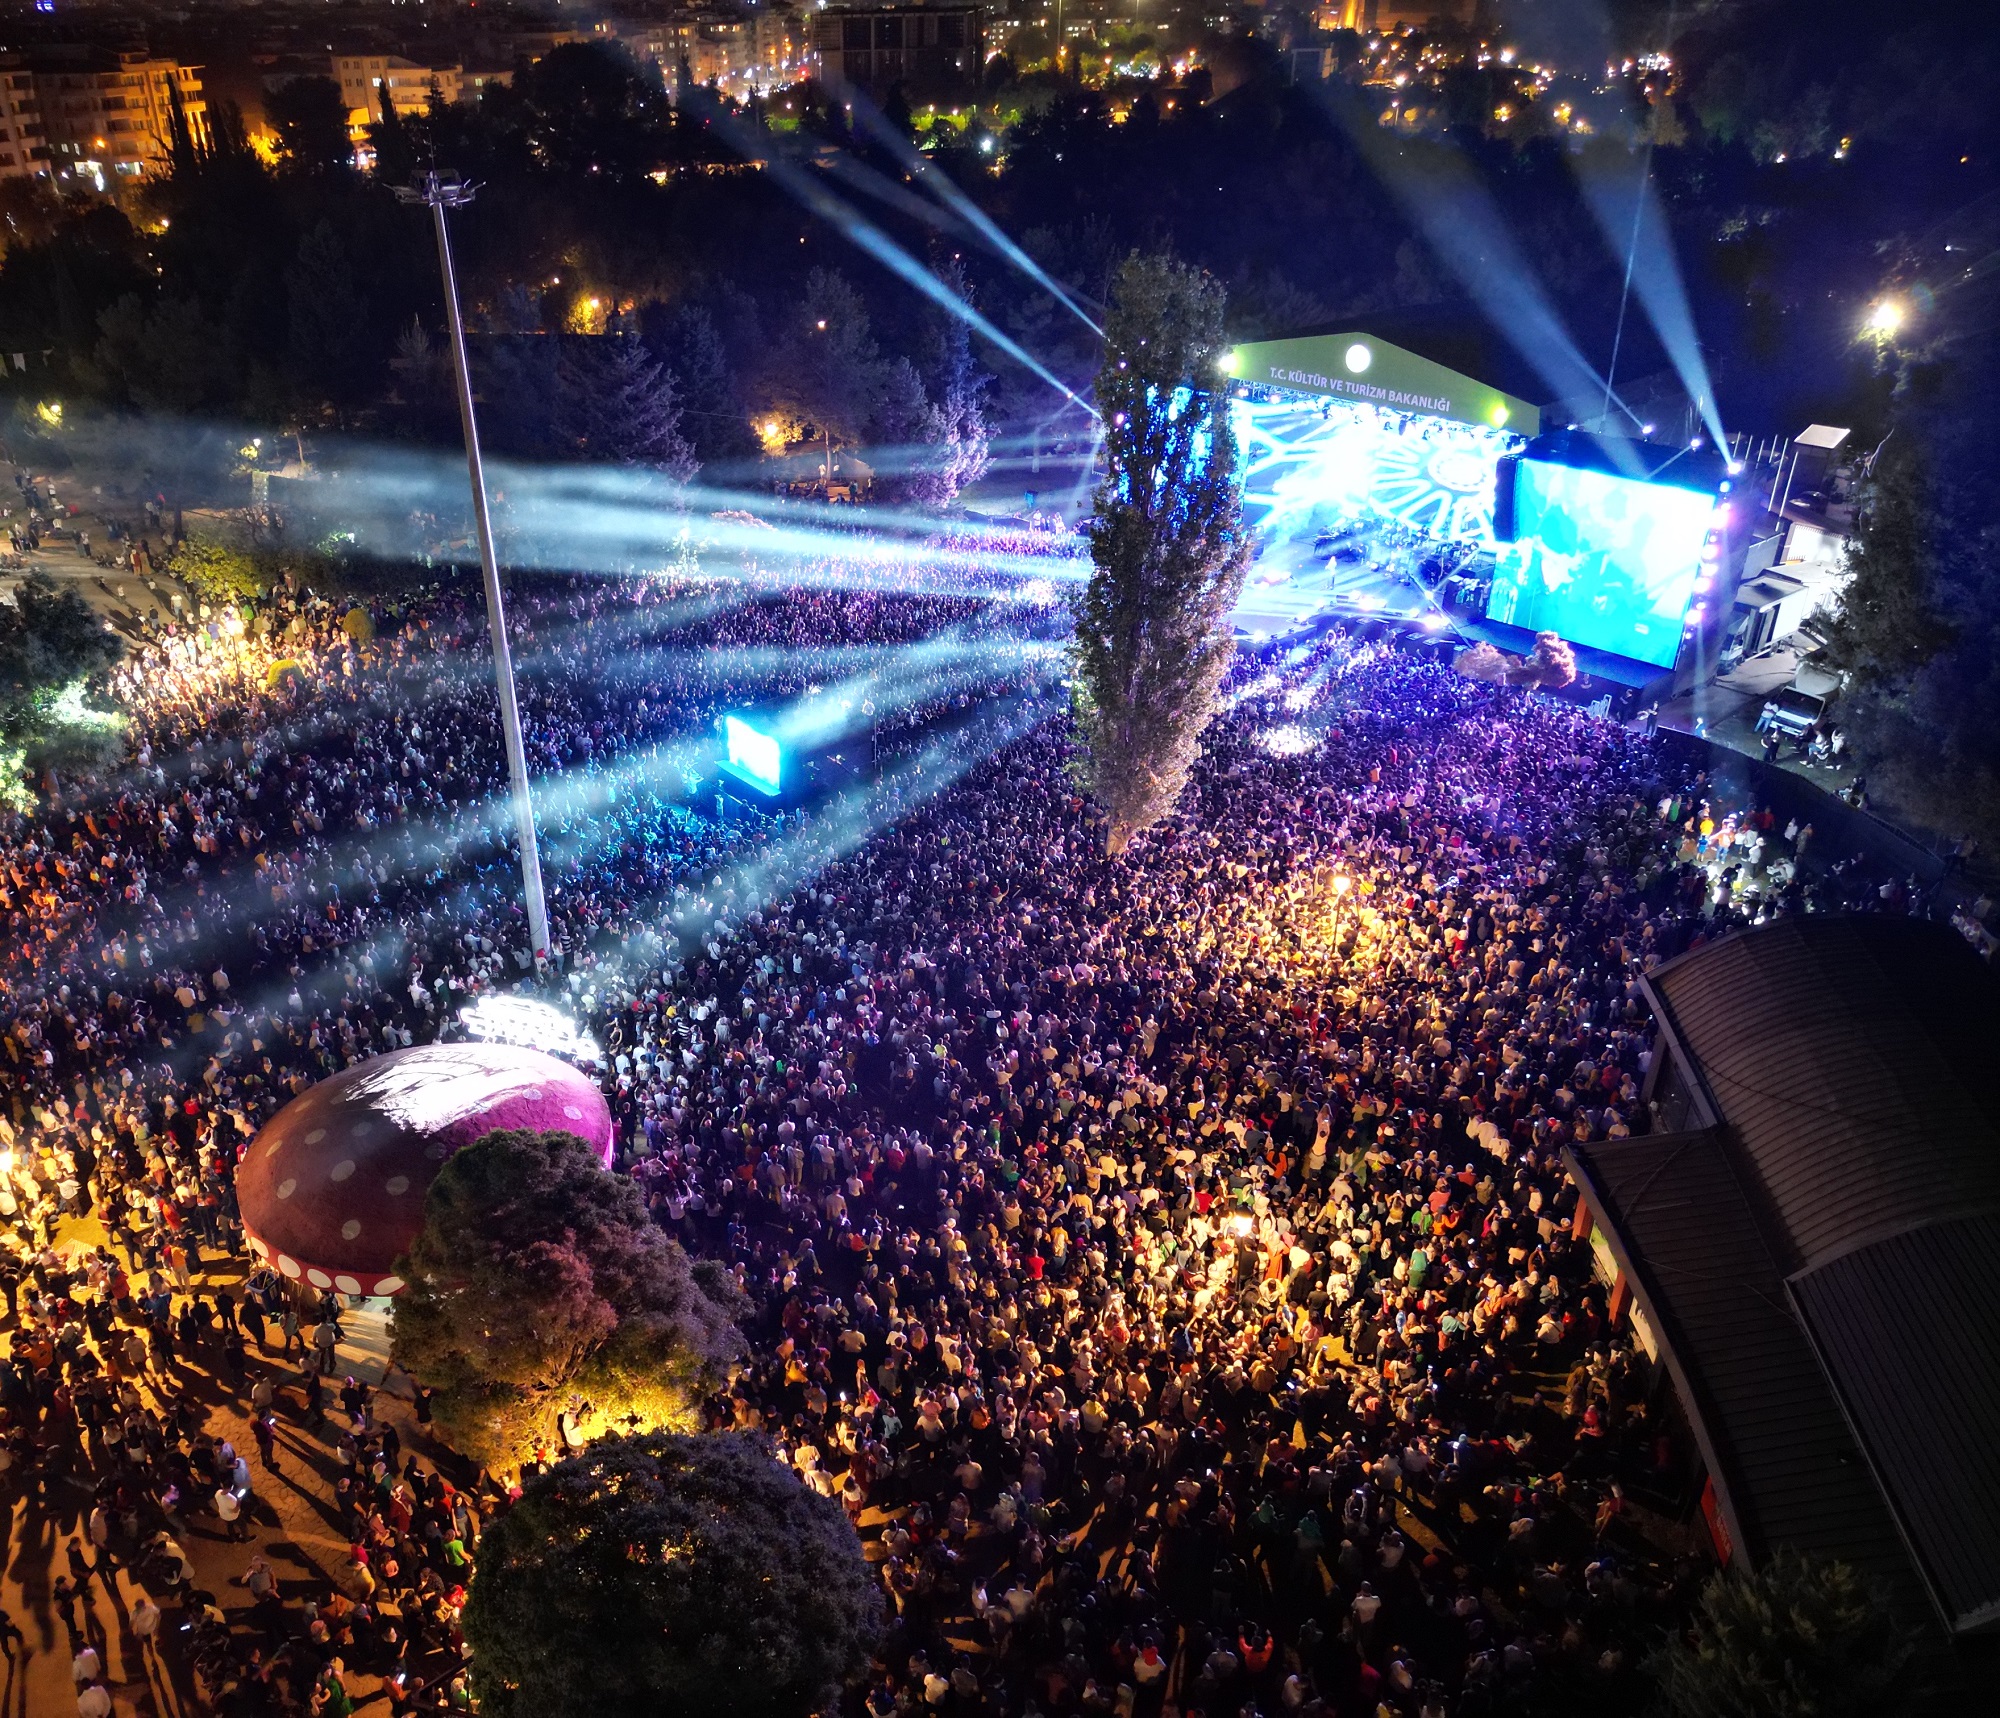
xmin=1072 ymin=255 xmax=1250 ymax=855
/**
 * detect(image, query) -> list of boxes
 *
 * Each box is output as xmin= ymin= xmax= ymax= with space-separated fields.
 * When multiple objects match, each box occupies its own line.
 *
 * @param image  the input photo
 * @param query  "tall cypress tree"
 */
xmin=371 ymin=84 xmax=414 ymax=184
xmin=1071 ymin=255 xmax=1249 ymax=855
xmin=166 ymin=81 xmax=199 ymax=179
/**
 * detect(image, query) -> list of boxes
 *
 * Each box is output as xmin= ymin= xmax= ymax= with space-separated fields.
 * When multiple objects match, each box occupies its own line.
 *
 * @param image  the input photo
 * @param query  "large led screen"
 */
xmin=1232 ymin=397 xmax=1516 ymax=550
xmin=1484 ymin=460 xmax=1715 ymax=668
xmin=722 ymin=714 xmax=783 ymax=795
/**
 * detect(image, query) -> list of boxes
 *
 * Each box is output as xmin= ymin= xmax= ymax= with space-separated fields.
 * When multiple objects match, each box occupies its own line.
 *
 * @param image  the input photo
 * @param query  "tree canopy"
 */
xmin=1817 ymin=321 xmax=2000 ymax=843
xmin=0 ymin=574 xmax=126 ymax=802
xmin=1645 ymin=1549 xmax=1924 ymax=1718
xmin=1071 ymin=253 xmax=1249 ymax=854
xmin=266 ymin=77 xmax=354 ymax=178
xmin=461 ymin=1431 xmax=881 ymax=1718
xmin=165 ymin=538 xmax=266 ymax=607
xmin=390 ymin=1128 xmax=743 ymax=1475
xmin=0 ymin=573 xmax=124 ymax=732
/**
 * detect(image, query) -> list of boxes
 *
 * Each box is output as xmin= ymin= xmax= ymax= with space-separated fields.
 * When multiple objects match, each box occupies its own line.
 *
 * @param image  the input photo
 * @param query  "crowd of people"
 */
xmin=0 ymin=556 xmax=1949 ymax=1717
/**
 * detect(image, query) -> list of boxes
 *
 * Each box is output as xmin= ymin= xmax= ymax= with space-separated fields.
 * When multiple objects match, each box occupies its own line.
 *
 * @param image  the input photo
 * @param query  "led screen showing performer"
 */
xmin=1485 ymin=459 xmax=1715 ymax=668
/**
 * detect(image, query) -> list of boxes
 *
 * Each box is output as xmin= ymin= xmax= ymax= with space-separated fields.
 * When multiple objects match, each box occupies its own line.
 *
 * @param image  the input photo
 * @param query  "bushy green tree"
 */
xmin=0 ymin=573 xmax=124 ymax=732
xmin=0 ymin=574 xmax=126 ymax=803
xmin=1071 ymin=253 xmax=1249 ymax=854
xmin=266 ymin=77 xmax=353 ymax=176
xmin=462 ymin=1432 xmax=881 ymax=1718
xmin=166 ymin=538 xmax=265 ymax=606
xmin=1818 ymin=437 xmax=1954 ymax=688
xmin=391 ymin=1129 xmax=742 ymax=1475
xmin=1819 ymin=331 xmax=2000 ymax=843
xmin=95 ymin=294 xmax=237 ymax=415
xmin=1646 ymin=1549 xmax=1923 ymax=1718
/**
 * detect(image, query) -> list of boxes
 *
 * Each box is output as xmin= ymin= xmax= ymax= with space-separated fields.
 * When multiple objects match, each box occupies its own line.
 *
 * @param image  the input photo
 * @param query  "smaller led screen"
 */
xmin=1485 ymin=460 xmax=1714 ymax=668
xmin=723 ymin=715 xmax=782 ymax=794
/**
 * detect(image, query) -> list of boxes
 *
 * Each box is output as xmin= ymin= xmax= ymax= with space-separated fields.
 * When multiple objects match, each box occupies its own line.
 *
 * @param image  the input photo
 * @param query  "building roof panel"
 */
xmin=1790 ymin=1213 xmax=2000 ymax=1633
xmin=1565 ymin=1131 xmax=1923 ymax=1612
xmin=1645 ymin=916 xmax=2000 ymax=1273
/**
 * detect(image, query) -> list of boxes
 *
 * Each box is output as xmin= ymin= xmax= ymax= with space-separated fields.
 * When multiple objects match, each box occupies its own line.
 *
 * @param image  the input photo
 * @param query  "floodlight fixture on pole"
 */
xmin=395 ymin=170 xmax=552 ymax=965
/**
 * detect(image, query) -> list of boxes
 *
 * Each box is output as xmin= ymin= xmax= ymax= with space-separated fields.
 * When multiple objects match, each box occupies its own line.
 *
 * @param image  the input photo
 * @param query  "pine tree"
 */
xmin=1071 ymin=254 xmax=1249 ymax=855
xmin=769 ymin=269 xmax=885 ymax=481
xmin=554 ymin=336 xmax=699 ymax=479
xmin=653 ymin=303 xmax=757 ymax=467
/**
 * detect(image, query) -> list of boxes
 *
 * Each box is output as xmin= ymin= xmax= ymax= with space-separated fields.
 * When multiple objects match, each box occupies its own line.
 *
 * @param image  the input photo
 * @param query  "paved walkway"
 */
xmin=4 ymin=1220 xmax=434 ymax=1716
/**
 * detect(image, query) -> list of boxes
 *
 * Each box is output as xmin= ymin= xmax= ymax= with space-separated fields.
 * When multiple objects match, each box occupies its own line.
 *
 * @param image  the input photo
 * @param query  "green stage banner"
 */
xmin=1226 ymin=332 xmax=1540 ymax=437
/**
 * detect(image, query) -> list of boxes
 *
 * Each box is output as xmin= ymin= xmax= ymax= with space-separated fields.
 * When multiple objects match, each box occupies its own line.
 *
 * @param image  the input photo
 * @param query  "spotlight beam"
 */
xmin=290 ymin=445 xmax=1092 ymax=594
xmin=1574 ymin=153 xmax=1729 ymax=453
xmin=833 ymin=81 xmax=1105 ymax=338
xmin=708 ymin=109 xmax=1090 ymax=410
xmin=1312 ymin=87 xmax=1647 ymax=470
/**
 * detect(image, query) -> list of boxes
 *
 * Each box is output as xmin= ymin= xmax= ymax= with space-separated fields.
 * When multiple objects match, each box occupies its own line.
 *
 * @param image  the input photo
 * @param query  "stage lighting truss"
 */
xmin=1231 ymin=397 xmax=1521 ymax=552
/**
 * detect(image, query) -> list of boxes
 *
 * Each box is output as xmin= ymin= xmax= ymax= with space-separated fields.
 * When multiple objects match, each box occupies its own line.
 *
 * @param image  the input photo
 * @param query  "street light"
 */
xmin=1866 ymin=297 xmax=1905 ymax=338
xmin=395 ymin=171 xmax=552 ymax=964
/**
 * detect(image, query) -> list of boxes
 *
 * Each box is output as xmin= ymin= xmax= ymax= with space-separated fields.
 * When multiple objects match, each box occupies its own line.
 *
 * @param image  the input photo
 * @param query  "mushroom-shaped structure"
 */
xmin=237 ymin=1043 xmax=614 ymax=1296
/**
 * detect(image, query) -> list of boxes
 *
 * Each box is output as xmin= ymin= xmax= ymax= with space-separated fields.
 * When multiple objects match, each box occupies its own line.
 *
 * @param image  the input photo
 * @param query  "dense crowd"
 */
xmin=641 ymin=636 xmax=1733 ymax=1718
xmin=0 ymin=561 xmax=1941 ymax=1717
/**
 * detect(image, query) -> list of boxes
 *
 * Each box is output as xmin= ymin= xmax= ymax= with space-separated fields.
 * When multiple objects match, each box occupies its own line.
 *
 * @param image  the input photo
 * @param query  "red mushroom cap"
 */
xmin=236 ymin=1043 xmax=614 ymax=1296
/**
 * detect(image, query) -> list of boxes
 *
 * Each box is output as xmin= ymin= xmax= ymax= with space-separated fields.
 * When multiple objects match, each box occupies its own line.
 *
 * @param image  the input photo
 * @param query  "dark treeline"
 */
xmin=0 ymin=0 xmax=1992 ymax=464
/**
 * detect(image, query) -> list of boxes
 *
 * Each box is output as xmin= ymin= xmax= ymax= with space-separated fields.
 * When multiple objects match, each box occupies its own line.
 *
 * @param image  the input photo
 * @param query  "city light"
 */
xmin=1867 ymin=298 xmax=1905 ymax=336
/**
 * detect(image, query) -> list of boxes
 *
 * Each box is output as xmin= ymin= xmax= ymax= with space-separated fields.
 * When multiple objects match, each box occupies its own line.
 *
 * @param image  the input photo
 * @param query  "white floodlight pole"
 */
xmin=398 ymin=171 xmax=552 ymax=963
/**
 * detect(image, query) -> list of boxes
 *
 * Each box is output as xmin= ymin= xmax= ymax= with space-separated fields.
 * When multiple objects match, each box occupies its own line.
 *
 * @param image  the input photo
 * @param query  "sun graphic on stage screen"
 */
xmin=1230 ymin=396 xmax=1520 ymax=551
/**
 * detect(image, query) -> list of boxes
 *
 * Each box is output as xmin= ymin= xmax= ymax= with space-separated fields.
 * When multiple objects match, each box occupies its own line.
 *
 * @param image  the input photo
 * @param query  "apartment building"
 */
xmin=811 ymin=4 xmax=985 ymax=97
xmin=333 ymin=53 xmax=514 ymax=143
xmin=0 ymin=61 xmax=42 ymax=179
xmin=0 ymin=48 xmax=206 ymax=181
xmin=620 ymin=11 xmax=808 ymax=96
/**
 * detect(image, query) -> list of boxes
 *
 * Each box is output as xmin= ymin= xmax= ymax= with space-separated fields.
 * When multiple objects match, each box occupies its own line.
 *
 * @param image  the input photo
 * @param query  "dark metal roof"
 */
xmin=1791 ymin=1213 xmax=2000 ymax=1633
xmin=1622 ymin=915 xmax=2000 ymax=1634
xmin=1565 ymin=1133 xmax=1923 ymax=1617
xmin=1643 ymin=915 xmax=2000 ymax=1274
